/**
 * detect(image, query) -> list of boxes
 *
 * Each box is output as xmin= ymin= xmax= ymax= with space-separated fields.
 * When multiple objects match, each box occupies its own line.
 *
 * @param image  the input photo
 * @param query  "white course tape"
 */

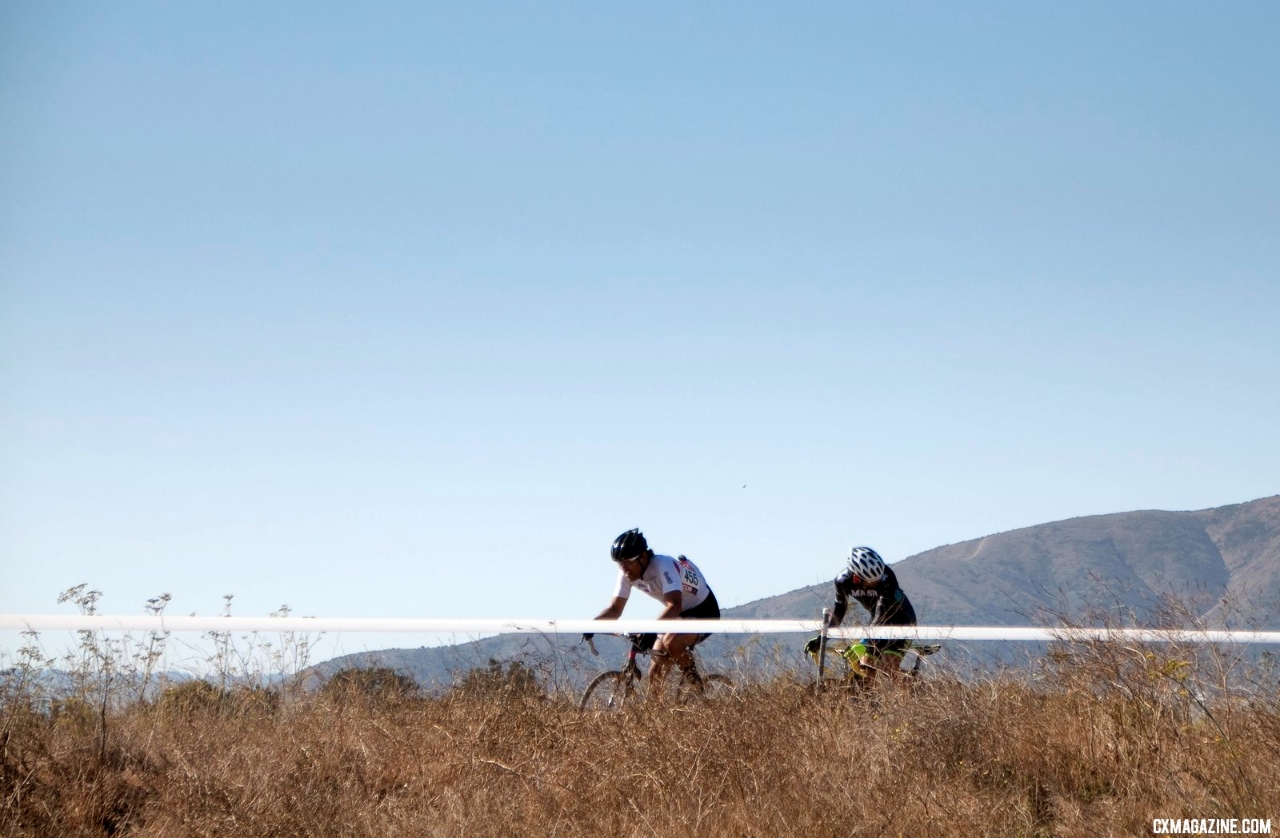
xmin=2 ymin=615 xmax=1279 ymax=644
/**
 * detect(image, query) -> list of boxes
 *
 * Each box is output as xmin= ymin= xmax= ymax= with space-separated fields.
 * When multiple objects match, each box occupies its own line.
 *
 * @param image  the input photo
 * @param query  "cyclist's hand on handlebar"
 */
xmin=803 ymin=635 xmax=823 ymax=655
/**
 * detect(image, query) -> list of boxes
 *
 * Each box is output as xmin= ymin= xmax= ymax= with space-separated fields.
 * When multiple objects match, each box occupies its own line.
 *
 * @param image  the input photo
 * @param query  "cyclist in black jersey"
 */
xmin=807 ymin=546 xmax=917 ymax=682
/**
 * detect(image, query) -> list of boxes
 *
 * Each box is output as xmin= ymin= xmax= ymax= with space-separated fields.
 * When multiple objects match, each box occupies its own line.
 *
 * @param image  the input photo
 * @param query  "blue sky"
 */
xmin=2 ymin=2 xmax=1278 ymax=662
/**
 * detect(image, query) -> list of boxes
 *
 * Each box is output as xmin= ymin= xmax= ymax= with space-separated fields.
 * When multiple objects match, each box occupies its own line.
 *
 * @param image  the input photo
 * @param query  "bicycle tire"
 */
xmin=578 ymin=671 xmax=634 ymax=711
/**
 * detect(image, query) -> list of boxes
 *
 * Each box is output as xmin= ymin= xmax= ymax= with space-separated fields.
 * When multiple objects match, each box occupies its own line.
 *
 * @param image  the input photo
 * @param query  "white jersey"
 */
xmin=614 ymin=553 xmax=711 ymax=612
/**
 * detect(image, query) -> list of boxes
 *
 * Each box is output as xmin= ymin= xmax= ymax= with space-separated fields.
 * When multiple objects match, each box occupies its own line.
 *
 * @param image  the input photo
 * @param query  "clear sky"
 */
xmin=2 ymin=2 xmax=1278 ymax=662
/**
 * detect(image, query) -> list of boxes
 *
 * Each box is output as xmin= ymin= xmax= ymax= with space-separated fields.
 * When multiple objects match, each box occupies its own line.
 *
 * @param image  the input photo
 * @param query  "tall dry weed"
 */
xmin=4 ymin=646 xmax=1279 ymax=837
xmin=4 ymin=593 xmax=1280 ymax=837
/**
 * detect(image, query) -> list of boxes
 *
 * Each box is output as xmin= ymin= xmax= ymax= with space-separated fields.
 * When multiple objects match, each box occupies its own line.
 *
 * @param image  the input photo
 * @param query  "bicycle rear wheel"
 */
xmin=578 ymin=671 xmax=635 ymax=711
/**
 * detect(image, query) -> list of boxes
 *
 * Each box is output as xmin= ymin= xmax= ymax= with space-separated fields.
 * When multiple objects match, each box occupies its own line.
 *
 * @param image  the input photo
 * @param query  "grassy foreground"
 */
xmin=3 ymin=639 xmax=1279 ymax=837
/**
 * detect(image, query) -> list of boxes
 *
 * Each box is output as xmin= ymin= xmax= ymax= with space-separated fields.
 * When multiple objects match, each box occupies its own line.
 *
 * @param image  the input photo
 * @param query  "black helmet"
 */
xmin=610 ymin=528 xmax=648 ymax=562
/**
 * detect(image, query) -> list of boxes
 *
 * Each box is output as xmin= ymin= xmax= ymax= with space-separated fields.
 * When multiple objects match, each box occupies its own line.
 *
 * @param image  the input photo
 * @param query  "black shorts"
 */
xmin=679 ymin=591 xmax=720 ymax=647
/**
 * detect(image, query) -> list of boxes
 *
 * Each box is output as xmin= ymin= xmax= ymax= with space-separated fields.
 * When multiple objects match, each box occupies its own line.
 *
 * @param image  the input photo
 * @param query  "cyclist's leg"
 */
xmin=650 ymin=631 xmax=699 ymax=694
xmin=655 ymin=631 xmax=701 ymax=665
xmin=858 ymin=638 xmax=908 ymax=681
xmin=650 ymin=632 xmax=707 ymax=702
xmin=650 ymin=593 xmax=720 ymax=690
xmin=676 ymin=591 xmax=719 ymax=670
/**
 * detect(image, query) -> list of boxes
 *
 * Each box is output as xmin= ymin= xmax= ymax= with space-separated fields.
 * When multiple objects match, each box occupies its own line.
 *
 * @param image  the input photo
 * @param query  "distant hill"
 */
xmin=309 ymin=495 xmax=1280 ymax=688
xmin=733 ymin=494 xmax=1280 ymax=629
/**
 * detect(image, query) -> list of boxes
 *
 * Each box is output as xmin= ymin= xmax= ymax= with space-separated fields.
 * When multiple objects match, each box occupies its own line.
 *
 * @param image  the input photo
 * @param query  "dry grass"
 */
xmin=3 ymin=640 xmax=1279 ymax=837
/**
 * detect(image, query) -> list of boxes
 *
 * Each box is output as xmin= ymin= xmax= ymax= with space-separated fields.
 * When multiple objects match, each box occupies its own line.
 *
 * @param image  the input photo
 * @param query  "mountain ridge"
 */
xmin=311 ymin=494 xmax=1280 ymax=687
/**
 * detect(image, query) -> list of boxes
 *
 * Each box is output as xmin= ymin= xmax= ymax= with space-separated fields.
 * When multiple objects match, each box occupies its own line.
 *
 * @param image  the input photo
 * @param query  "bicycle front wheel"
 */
xmin=578 ymin=671 xmax=635 ymax=711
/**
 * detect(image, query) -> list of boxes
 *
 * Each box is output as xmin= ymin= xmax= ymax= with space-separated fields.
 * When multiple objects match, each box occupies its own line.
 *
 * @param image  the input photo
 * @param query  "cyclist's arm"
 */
xmin=870 ymin=594 xmax=890 ymax=626
xmin=595 ymin=596 xmax=628 ymax=621
xmin=830 ymin=580 xmax=850 ymax=627
xmin=656 ymin=590 xmax=683 ymax=622
xmin=871 ymin=587 xmax=913 ymax=626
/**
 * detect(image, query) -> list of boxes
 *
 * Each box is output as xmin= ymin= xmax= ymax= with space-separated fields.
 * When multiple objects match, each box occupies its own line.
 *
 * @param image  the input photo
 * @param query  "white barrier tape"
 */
xmin=2 ymin=615 xmax=1280 ymax=644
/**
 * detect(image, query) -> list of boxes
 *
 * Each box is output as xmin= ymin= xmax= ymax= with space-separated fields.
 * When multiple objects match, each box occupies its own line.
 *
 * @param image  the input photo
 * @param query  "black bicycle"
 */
xmin=578 ymin=633 xmax=735 ymax=710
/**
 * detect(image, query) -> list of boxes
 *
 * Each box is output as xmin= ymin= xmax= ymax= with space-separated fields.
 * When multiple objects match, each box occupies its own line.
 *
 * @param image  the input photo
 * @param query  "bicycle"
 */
xmin=807 ymin=636 xmax=941 ymax=694
xmin=578 ymin=633 xmax=735 ymax=710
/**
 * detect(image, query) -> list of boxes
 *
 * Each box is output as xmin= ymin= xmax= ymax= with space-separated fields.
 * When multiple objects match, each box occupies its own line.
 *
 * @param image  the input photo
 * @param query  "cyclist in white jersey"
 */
xmin=586 ymin=528 xmax=720 ymax=695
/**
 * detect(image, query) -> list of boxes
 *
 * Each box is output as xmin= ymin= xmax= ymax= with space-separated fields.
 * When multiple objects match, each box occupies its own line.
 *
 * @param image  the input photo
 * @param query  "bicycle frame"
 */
xmin=618 ymin=638 xmax=644 ymax=683
xmin=809 ymin=639 xmax=940 ymax=691
xmin=579 ymin=633 xmax=732 ymax=709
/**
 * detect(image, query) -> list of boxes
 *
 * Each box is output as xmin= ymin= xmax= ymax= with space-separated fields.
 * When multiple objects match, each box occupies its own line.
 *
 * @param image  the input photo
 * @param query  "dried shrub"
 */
xmin=321 ymin=667 xmax=420 ymax=706
xmin=452 ymin=659 xmax=544 ymax=701
xmin=154 ymin=681 xmax=223 ymax=718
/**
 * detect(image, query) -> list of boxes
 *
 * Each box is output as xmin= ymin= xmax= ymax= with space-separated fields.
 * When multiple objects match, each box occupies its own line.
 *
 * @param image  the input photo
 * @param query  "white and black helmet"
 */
xmin=846 ymin=546 xmax=886 ymax=582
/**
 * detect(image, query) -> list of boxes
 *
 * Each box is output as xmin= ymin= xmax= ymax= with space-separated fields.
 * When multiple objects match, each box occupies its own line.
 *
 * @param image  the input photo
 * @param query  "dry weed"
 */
xmin=3 ymin=640 xmax=1279 ymax=836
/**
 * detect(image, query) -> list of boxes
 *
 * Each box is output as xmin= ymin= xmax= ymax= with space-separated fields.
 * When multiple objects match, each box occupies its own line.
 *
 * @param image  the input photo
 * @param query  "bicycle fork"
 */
xmin=815 ymin=608 xmax=831 ymax=695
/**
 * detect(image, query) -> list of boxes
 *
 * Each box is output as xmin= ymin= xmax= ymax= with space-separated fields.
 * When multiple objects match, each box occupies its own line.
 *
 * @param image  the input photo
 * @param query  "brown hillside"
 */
xmin=729 ymin=495 xmax=1280 ymax=629
xmin=321 ymin=496 xmax=1280 ymax=684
